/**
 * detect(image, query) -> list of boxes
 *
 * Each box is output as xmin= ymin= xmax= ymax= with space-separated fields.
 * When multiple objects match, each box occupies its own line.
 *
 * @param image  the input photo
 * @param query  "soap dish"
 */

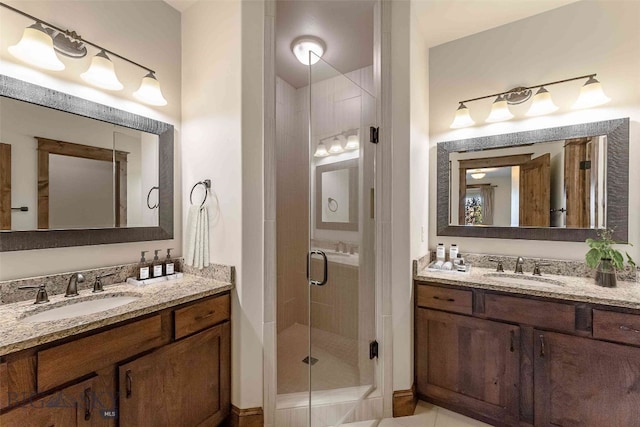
xmin=127 ymin=272 xmax=184 ymax=286
xmin=426 ymin=261 xmax=471 ymax=274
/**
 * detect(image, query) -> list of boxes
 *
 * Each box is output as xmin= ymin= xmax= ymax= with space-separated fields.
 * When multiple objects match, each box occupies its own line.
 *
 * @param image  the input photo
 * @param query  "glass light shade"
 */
xmin=314 ymin=141 xmax=329 ymax=157
xmin=328 ymin=138 xmax=344 ymax=154
xmin=470 ymin=172 xmax=486 ymax=180
xmin=486 ymin=95 xmax=514 ymax=123
xmin=526 ymin=87 xmax=559 ymax=116
xmin=291 ymin=36 xmax=325 ymax=65
xmin=8 ymin=22 xmax=65 ymax=71
xmin=572 ymin=77 xmax=611 ymax=109
xmin=345 ymin=134 xmax=359 ymax=150
xmin=450 ymin=103 xmax=475 ymax=129
xmin=133 ymin=72 xmax=168 ymax=106
xmin=81 ymin=50 xmax=123 ymax=91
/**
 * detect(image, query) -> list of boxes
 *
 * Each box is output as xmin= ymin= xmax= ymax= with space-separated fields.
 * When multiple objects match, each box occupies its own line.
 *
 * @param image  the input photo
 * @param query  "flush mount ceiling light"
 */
xmin=314 ymin=141 xmax=329 ymax=157
xmin=572 ymin=76 xmax=611 ymax=109
xmin=2 ymin=2 xmax=168 ymax=106
xmin=81 ymin=50 xmax=123 ymax=91
xmin=8 ymin=22 xmax=65 ymax=71
xmin=291 ymin=36 xmax=326 ymax=65
xmin=470 ymin=172 xmax=486 ymax=180
xmin=450 ymin=74 xmax=610 ymax=129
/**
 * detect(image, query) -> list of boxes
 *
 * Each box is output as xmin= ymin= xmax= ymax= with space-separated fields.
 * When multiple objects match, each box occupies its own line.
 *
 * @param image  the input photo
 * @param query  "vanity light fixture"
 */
xmin=314 ymin=141 xmax=329 ymax=157
xmin=450 ymin=73 xmax=610 ymax=128
xmin=345 ymin=134 xmax=359 ymax=151
xmin=485 ymin=95 xmax=514 ymax=123
xmin=1 ymin=2 xmax=168 ymax=106
xmin=328 ymin=137 xmax=345 ymax=154
xmin=291 ymin=36 xmax=326 ymax=65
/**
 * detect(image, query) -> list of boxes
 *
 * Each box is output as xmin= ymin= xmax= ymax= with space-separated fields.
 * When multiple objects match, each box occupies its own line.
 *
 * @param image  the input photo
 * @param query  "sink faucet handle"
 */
xmin=93 ymin=272 xmax=115 ymax=292
xmin=18 ymin=284 xmax=50 ymax=304
xmin=514 ymin=256 xmax=525 ymax=274
xmin=489 ymin=258 xmax=504 ymax=272
xmin=533 ymin=260 xmax=551 ymax=276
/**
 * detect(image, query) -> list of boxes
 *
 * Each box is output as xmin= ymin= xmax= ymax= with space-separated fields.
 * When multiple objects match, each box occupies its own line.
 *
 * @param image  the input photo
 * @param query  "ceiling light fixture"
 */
xmin=2 ymin=2 xmax=168 ymax=106
xmin=470 ymin=172 xmax=486 ymax=180
xmin=291 ymin=36 xmax=326 ymax=65
xmin=450 ymin=73 xmax=610 ymax=128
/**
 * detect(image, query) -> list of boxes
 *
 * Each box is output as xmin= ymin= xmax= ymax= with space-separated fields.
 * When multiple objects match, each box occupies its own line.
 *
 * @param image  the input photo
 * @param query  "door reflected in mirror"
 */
xmin=0 ymin=96 xmax=159 ymax=231
xmin=451 ymin=136 xmax=607 ymax=228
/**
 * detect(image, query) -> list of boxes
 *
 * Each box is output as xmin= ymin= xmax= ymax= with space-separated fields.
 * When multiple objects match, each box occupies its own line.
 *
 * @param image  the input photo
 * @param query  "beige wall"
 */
xmin=428 ymin=0 xmax=640 ymax=261
xmin=0 ymin=0 xmax=181 ymax=281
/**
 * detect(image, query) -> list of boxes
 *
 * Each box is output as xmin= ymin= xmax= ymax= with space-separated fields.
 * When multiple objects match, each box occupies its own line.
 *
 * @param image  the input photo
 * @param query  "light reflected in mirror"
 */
xmin=450 ymin=136 xmax=607 ymax=228
xmin=0 ymin=96 xmax=159 ymax=231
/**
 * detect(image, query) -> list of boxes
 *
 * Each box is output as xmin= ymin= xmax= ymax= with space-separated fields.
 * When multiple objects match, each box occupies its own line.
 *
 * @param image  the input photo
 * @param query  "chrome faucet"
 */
xmin=514 ymin=257 xmax=525 ymax=274
xmin=65 ymin=273 xmax=85 ymax=297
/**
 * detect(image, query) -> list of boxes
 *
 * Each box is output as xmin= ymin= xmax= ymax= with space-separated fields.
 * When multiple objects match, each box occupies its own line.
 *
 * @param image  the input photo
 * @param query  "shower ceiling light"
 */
xmin=470 ymin=172 xmax=486 ymax=180
xmin=2 ymin=3 xmax=168 ymax=106
xmin=450 ymin=74 xmax=610 ymax=128
xmin=81 ymin=50 xmax=123 ymax=91
xmin=8 ymin=22 xmax=65 ymax=71
xmin=291 ymin=36 xmax=326 ymax=65
xmin=314 ymin=141 xmax=329 ymax=157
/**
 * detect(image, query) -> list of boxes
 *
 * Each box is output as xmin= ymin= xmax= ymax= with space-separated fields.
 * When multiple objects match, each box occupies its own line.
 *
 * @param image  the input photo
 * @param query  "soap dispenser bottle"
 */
xmin=164 ymin=248 xmax=175 ymax=276
xmin=152 ymin=250 xmax=163 ymax=278
xmin=137 ymin=251 xmax=150 ymax=280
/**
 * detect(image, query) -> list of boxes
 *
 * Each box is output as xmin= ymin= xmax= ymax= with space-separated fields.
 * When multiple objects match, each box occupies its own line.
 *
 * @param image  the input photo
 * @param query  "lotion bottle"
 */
xmin=137 ymin=251 xmax=150 ymax=280
xmin=436 ymin=243 xmax=446 ymax=262
xmin=152 ymin=250 xmax=163 ymax=278
xmin=164 ymin=248 xmax=175 ymax=276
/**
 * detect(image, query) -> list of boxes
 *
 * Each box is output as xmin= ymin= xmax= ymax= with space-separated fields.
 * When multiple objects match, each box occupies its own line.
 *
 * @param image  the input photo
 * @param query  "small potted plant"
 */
xmin=585 ymin=229 xmax=636 ymax=287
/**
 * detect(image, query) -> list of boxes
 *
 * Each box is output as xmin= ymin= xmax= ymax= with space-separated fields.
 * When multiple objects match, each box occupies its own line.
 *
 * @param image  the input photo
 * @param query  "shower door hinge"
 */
xmin=369 ymin=340 xmax=379 ymax=359
xmin=369 ymin=126 xmax=379 ymax=144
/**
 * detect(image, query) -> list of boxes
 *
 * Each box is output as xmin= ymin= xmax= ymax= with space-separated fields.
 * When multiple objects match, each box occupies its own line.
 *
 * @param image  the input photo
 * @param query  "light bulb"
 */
xmin=450 ymin=102 xmax=475 ymax=129
xmin=314 ymin=141 xmax=329 ymax=157
xmin=133 ymin=72 xmax=168 ymax=106
xmin=572 ymin=76 xmax=611 ymax=109
xmin=345 ymin=134 xmax=359 ymax=150
xmin=486 ymin=95 xmax=514 ymax=123
xmin=328 ymin=137 xmax=344 ymax=154
xmin=8 ymin=22 xmax=65 ymax=71
xmin=526 ymin=87 xmax=559 ymax=116
xmin=81 ymin=50 xmax=123 ymax=91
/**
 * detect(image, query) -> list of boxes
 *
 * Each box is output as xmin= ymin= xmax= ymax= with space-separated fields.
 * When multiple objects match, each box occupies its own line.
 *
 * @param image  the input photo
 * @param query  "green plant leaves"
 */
xmin=585 ymin=248 xmax=602 ymax=269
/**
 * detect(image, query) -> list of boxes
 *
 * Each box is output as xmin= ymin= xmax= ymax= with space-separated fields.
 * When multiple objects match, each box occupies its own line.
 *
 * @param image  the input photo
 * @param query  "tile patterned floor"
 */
xmin=340 ymin=401 xmax=493 ymax=427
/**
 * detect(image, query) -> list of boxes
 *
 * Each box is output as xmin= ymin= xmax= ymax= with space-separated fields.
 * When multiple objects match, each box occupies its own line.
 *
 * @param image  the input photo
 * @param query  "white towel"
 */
xmin=185 ymin=204 xmax=210 ymax=269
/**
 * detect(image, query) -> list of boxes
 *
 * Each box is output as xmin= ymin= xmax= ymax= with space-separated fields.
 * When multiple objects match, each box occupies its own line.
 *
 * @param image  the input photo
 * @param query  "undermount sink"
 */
xmin=21 ymin=294 xmax=141 ymax=323
xmin=483 ymin=272 xmax=565 ymax=287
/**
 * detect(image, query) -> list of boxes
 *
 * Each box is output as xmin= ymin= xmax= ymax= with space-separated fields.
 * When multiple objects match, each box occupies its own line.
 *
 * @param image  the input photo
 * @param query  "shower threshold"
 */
xmin=276 ymin=384 xmax=376 ymax=409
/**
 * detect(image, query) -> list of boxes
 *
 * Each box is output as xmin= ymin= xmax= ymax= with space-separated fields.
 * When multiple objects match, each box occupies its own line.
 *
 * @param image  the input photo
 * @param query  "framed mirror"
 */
xmin=437 ymin=118 xmax=629 ymax=241
xmin=315 ymin=158 xmax=358 ymax=231
xmin=0 ymin=75 xmax=173 ymax=251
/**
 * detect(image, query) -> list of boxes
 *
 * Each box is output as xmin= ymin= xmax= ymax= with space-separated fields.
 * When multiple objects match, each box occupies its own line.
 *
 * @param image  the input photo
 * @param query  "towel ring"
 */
xmin=146 ymin=186 xmax=159 ymax=210
xmin=327 ymin=197 xmax=338 ymax=212
xmin=190 ymin=179 xmax=211 ymax=207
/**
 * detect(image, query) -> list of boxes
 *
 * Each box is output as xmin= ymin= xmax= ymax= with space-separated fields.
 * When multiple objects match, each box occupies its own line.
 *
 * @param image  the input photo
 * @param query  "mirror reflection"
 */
xmin=315 ymin=158 xmax=358 ymax=231
xmin=450 ymin=136 xmax=607 ymax=228
xmin=0 ymin=96 xmax=159 ymax=231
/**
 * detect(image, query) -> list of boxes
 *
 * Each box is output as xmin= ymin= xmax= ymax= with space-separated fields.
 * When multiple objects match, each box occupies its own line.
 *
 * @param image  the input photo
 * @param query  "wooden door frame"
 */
xmin=36 ymin=137 xmax=128 ymax=229
xmin=457 ymin=153 xmax=533 ymax=225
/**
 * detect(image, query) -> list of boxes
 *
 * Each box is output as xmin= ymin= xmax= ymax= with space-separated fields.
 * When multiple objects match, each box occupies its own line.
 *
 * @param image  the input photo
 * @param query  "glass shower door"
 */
xmin=307 ymin=55 xmax=377 ymax=426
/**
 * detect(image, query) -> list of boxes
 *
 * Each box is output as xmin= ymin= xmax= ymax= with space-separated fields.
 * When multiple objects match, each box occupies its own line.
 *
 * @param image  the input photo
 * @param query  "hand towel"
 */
xmin=185 ymin=204 xmax=210 ymax=269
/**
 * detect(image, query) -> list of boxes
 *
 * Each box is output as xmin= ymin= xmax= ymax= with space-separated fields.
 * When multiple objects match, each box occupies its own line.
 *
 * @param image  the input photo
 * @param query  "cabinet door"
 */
xmin=416 ymin=308 xmax=520 ymax=424
xmin=535 ymin=331 xmax=640 ymax=426
xmin=119 ymin=322 xmax=230 ymax=427
xmin=0 ymin=377 xmax=96 ymax=427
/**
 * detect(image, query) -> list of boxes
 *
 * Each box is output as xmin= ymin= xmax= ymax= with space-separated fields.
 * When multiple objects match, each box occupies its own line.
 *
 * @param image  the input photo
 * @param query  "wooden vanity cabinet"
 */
xmin=415 ymin=308 xmax=520 ymax=425
xmin=119 ymin=322 xmax=230 ymax=427
xmin=0 ymin=292 xmax=231 ymax=427
xmin=415 ymin=281 xmax=640 ymax=426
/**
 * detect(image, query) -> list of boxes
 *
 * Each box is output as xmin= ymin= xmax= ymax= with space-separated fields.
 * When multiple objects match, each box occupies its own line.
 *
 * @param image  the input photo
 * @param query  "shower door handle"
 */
xmin=307 ymin=250 xmax=328 ymax=286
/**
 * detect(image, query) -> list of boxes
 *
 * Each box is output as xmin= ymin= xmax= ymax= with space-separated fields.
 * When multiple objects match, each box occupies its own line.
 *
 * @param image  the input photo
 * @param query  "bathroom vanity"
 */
xmin=0 ymin=275 xmax=232 ymax=426
xmin=414 ymin=267 xmax=640 ymax=427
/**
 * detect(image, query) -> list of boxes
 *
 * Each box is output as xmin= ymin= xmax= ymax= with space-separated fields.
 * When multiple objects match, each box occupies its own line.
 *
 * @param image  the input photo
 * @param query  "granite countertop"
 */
xmin=415 ymin=266 xmax=640 ymax=310
xmin=0 ymin=274 xmax=233 ymax=356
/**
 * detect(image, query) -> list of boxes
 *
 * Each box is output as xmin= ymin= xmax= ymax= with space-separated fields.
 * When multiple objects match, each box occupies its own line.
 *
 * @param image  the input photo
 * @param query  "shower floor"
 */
xmin=277 ymin=323 xmax=361 ymax=395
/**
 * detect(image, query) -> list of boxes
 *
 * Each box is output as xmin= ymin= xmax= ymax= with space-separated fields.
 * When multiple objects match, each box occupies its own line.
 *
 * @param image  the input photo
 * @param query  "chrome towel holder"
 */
xmin=190 ymin=179 xmax=211 ymax=207
xmin=146 ymin=186 xmax=159 ymax=210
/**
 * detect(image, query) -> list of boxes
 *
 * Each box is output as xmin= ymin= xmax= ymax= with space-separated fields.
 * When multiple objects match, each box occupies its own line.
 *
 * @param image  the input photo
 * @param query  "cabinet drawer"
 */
xmin=593 ymin=309 xmax=640 ymax=346
xmin=174 ymin=294 xmax=230 ymax=339
xmin=485 ymin=294 xmax=575 ymax=332
xmin=416 ymin=284 xmax=472 ymax=315
xmin=38 ymin=315 xmax=162 ymax=392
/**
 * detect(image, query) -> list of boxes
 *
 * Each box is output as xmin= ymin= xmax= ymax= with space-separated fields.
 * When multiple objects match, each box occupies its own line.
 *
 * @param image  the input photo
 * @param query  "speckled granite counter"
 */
xmin=415 ymin=266 xmax=640 ymax=310
xmin=0 ymin=274 xmax=233 ymax=356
